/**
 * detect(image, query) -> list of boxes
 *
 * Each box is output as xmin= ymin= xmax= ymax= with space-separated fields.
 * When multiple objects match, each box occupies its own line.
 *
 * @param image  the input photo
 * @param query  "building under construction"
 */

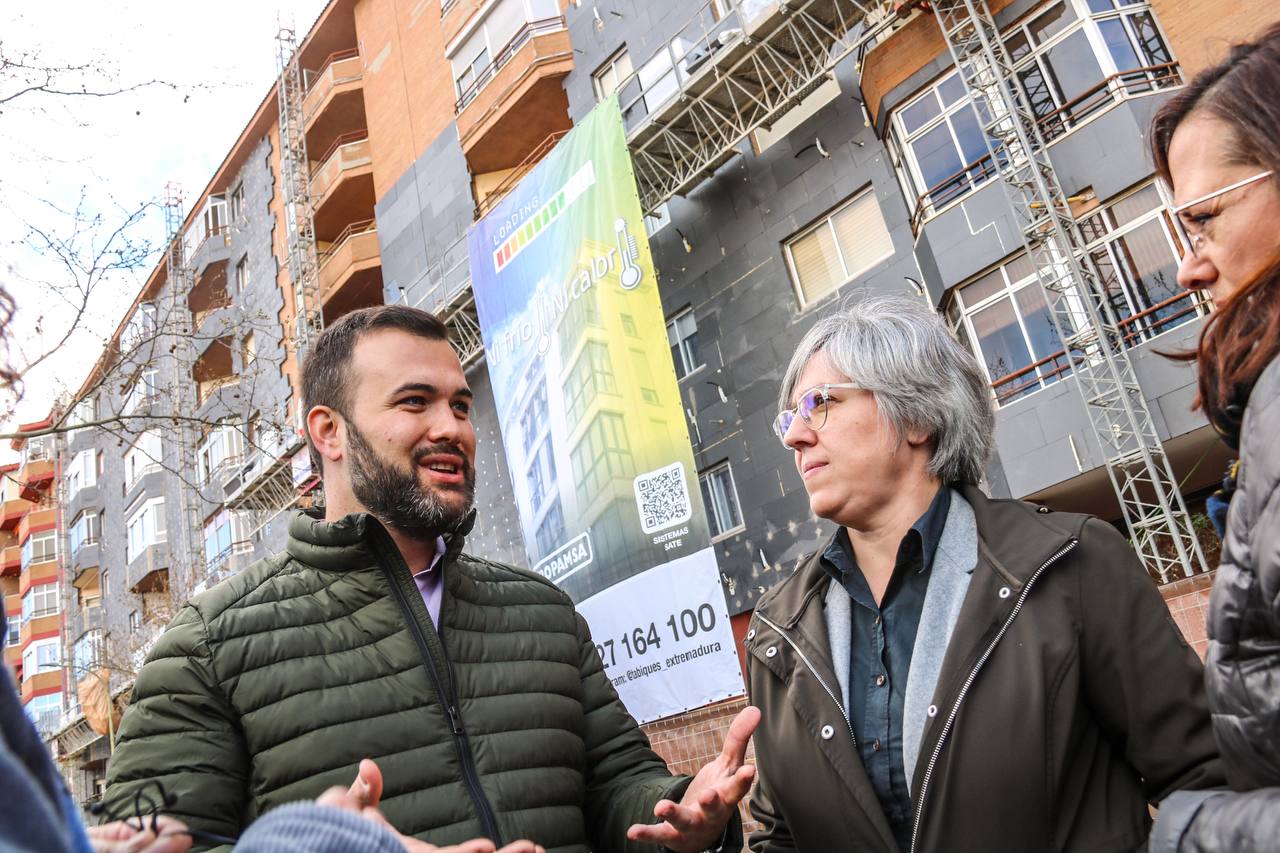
xmin=8 ymin=0 xmax=1270 ymax=817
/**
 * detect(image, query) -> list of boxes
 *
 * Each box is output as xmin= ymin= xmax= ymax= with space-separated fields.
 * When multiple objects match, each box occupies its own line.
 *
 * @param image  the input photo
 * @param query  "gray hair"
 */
xmin=778 ymin=292 xmax=994 ymax=485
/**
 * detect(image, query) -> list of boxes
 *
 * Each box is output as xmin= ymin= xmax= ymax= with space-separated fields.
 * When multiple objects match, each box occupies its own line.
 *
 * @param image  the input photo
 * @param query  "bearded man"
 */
xmin=104 ymin=306 xmax=755 ymax=853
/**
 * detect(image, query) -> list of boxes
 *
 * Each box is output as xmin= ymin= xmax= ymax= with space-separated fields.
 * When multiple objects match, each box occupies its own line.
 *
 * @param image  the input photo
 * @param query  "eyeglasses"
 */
xmin=772 ymin=382 xmax=861 ymax=445
xmin=91 ymin=780 xmax=240 ymax=847
xmin=1171 ymin=169 xmax=1274 ymax=256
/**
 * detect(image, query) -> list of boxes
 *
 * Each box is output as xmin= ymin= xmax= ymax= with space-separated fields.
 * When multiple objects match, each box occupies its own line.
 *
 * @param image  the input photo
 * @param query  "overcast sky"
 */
xmin=1 ymin=0 xmax=328 ymax=461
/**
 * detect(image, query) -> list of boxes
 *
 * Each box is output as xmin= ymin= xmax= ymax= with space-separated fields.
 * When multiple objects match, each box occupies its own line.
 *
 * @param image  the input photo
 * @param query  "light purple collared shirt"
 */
xmin=411 ymin=536 xmax=448 ymax=627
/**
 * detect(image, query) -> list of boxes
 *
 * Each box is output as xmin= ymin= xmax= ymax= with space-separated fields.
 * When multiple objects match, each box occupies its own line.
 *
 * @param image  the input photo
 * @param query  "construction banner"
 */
xmin=467 ymin=96 xmax=743 ymax=723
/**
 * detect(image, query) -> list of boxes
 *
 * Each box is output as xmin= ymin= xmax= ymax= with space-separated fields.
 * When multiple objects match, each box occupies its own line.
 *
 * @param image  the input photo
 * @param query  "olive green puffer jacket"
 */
xmin=104 ymin=511 xmax=699 ymax=852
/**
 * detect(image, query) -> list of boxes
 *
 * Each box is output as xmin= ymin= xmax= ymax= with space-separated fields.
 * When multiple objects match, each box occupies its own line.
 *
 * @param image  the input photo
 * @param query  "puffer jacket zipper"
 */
xmin=908 ymin=538 xmax=1078 ymax=853
xmin=754 ymin=612 xmax=856 ymax=749
xmin=372 ymin=532 xmax=504 ymax=845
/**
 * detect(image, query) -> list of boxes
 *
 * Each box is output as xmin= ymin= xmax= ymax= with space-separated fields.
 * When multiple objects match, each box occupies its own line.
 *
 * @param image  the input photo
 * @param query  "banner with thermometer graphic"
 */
xmin=468 ymin=96 xmax=744 ymax=723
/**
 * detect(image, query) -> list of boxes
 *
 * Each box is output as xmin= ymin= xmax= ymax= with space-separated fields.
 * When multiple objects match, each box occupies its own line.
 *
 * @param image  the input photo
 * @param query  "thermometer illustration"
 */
xmin=615 ymin=217 xmax=643 ymax=290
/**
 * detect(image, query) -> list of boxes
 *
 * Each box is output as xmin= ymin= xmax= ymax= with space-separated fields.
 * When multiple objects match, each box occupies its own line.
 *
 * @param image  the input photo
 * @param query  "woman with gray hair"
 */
xmin=743 ymin=293 xmax=1222 ymax=852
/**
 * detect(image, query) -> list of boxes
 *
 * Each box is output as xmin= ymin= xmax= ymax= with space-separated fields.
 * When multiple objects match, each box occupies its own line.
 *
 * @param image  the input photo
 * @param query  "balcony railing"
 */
xmin=304 ymin=48 xmax=362 ymax=123
xmin=989 ymin=291 xmax=1206 ymax=406
xmin=318 ymin=219 xmax=378 ymax=266
xmin=474 ymin=129 xmax=568 ymax=219
xmin=454 ymin=17 xmax=566 ymax=111
xmin=310 ymin=132 xmax=371 ymax=201
xmin=197 ymin=375 xmax=240 ymax=406
xmin=910 ymin=64 xmax=1183 ymax=232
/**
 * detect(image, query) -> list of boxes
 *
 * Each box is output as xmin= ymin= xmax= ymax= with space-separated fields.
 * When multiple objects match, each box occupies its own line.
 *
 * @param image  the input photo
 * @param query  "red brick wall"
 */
xmin=1161 ymin=570 xmax=1216 ymax=660
xmin=640 ymin=575 xmax=1216 ymax=837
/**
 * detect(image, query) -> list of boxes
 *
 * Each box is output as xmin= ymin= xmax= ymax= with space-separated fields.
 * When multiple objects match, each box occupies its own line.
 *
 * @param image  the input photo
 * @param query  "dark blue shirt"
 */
xmin=820 ymin=487 xmax=951 ymax=852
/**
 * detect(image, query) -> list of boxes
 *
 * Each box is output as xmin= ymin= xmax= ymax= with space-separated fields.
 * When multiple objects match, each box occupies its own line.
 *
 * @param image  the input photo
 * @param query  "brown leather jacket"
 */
xmin=745 ymin=485 xmax=1223 ymax=853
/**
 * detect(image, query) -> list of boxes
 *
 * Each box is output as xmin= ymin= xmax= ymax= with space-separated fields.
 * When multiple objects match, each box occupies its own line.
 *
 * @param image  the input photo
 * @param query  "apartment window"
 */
xmin=556 ymin=288 xmax=603 ymax=353
xmin=5 ymin=617 xmax=18 ymax=648
xmin=24 ymin=693 xmax=62 ymax=736
xmin=571 ymin=412 xmax=633 ymax=506
xmin=20 ymin=530 xmax=57 ymax=570
xmin=67 ymin=396 xmax=95 ymax=436
xmin=946 ymin=183 xmax=1201 ymax=406
xmin=1078 ymin=183 xmax=1203 ymax=343
xmin=72 ymin=630 xmax=103 ymax=679
xmin=203 ymin=509 xmax=251 ymax=569
xmin=563 ymin=341 xmax=617 ymax=427
xmin=620 ymin=314 xmax=639 ymax=337
xmin=125 ymin=430 xmax=164 ymax=491
xmin=199 ymin=422 xmax=245 ymax=485
xmin=230 ymin=183 xmax=245 ymax=223
xmin=534 ymin=499 xmax=565 ymax=560
xmin=526 ymin=436 xmax=556 ymax=512
xmin=101 ymin=569 xmax=109 ymax=599
xmin=666 ymin=308 xmax=703 ymax=380
xmin=126 ymin=497 xmax=166 ymax=562
xmin=21 ymin=434 xmax=52 ymax=464
xmin=234 ymin=254 xmax=250 ymax=294
xmin=69 ymin=510 xmax=100 ymax=555
xmin=121 ymin=303 xmax=157 ymax=352
xmin=128 ymin=611 xmax=141 ymax=632
xmin=520 ymin=384 xmax=548 ymax=454
xmin=64 ymin=449 xmax=98 ymax=498
xmin=891 ymin=0 xmax=1177 ymax=223
xmin=700 ymin=461 xmax=744 ymax=540
xmin=21 ymin=582 xmax=60 ymax=622
xmin=593 ymin=48 xmax=634 ymax=100
xmin=23 ymin=637 xmax=61 ymax=675
xmin=123 ymin=369 xmax=160 ymax=415
xmin=785 ymin=189 xmax=894 ymax=307
xmin=449 ymin=0 xmax=562 ymax=108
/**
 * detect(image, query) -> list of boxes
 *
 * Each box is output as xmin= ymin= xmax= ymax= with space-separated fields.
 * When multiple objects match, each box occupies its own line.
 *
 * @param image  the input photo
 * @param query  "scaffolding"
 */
xmin=622 ymin=0 xmax=901 ymax=215
xmin=276 ymin=25 xmax=323 ymax=353
xmin=161 ymin=183 xmax=208 ymax=598
xmin=412 ymin=234 xmax=486 ymax=369
xmin=927 ymin=0 xmax=1204 ymax=582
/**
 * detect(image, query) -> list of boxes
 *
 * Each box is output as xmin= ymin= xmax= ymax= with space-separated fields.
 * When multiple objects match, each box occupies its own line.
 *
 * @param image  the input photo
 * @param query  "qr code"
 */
xmin=633 ymin=461 xmax=693 ymax=534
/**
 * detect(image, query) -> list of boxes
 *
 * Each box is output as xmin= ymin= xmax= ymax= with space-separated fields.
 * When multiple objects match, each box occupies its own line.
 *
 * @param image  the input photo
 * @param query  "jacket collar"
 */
xmin=286 ymin=507 xmax=476 ymax=572
xmin=756 ymin=484 xmax=1083 ymax=628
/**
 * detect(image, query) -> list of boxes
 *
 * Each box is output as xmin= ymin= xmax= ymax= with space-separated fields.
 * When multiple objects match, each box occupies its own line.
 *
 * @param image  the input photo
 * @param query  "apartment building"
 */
xmin=22 ymin=0 xmax=1273 ymax=815
xmin=2 ymin=425 xmax=65 ymax=743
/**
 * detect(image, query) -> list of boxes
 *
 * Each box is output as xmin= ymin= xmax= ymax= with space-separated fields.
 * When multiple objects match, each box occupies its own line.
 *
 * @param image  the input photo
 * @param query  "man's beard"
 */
xmin=346 ymin=419 xmax=475 ymax=540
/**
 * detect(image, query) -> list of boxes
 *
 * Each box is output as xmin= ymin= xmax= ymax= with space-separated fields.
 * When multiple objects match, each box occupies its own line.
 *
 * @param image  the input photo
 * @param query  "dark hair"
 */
xmin=1151 ymin=23 xmax=1280 ymax=444
xmin=301 ymin=305 xmax=449 ymax=471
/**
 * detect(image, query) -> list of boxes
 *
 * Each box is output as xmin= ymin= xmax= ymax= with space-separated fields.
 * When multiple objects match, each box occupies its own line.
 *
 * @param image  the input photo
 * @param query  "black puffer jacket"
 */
xmin=1153 ymin=358 xmax=1280 ymax=853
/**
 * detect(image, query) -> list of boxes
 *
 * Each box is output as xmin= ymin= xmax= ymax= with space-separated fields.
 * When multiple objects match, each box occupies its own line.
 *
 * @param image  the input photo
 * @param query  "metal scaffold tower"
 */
xmin=162 ymin=182 xmax=208 ymax=596
xmin=625 ymin=0 xmax=900 ymax=215
xmin=928 ymin=0 xmax=1204 ymax=582
xmin=276 ymin=25 xmax=323 ymax=353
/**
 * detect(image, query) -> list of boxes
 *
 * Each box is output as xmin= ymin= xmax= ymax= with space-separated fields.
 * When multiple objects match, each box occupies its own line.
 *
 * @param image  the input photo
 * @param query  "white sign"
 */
xmin=577 ymin=547 xmax=744 ymax=723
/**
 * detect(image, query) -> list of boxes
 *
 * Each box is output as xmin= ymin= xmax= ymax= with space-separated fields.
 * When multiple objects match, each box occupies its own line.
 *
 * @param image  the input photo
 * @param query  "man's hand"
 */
xmin=86 ymin=817 xmax=192 ymax=853
xmin=318 ymin=759 xmax=546 ymax=853
xmin=626 ymin=705 xmax=760 ymax=852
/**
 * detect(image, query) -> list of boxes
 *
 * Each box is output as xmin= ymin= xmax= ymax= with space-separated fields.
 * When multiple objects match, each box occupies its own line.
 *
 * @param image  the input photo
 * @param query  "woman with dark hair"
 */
xmin=1148 ymin=22 xmax=1280 ymax=853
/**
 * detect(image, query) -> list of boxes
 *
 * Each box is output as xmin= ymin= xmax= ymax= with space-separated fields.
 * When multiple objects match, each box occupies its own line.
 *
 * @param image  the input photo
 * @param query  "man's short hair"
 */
xmin=301 ymin=305 xmax=450 ymax=472
xmin=778 ymin=292 xmax=995 ymax=486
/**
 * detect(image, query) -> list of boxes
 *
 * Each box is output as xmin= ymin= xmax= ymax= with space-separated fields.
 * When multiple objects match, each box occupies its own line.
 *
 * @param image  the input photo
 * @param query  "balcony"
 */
xmin=126 ymin=544 xmax=170 ymax=595
xmin=317 ymin=220 xmax=382 ymax=322
xmin=193 ymin=336 xmax=238 ymax=408
xmin=188 ymin=259 xmax=232 ymax=336
xmin=455 ymin=18 xmax=572 ymax=174
xmin=17 ymin=507 xmax=56 ymax=546
xmin=303 ymin=48 xmax=363 ymax=132
xmin=311 ymin=132 xmax=373 ymax=210
xmin=2 ymin=545 xmax=19 ymax=578
xmin=0 ymin=497 xmax=27 ymax=531
xmin=304 ymin=52 xmax=368 ymax=177
xmin=908 ymin=63 xmax=1183 ymax=232
xmin=16 ymin=458 xmax=54 ymax=503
